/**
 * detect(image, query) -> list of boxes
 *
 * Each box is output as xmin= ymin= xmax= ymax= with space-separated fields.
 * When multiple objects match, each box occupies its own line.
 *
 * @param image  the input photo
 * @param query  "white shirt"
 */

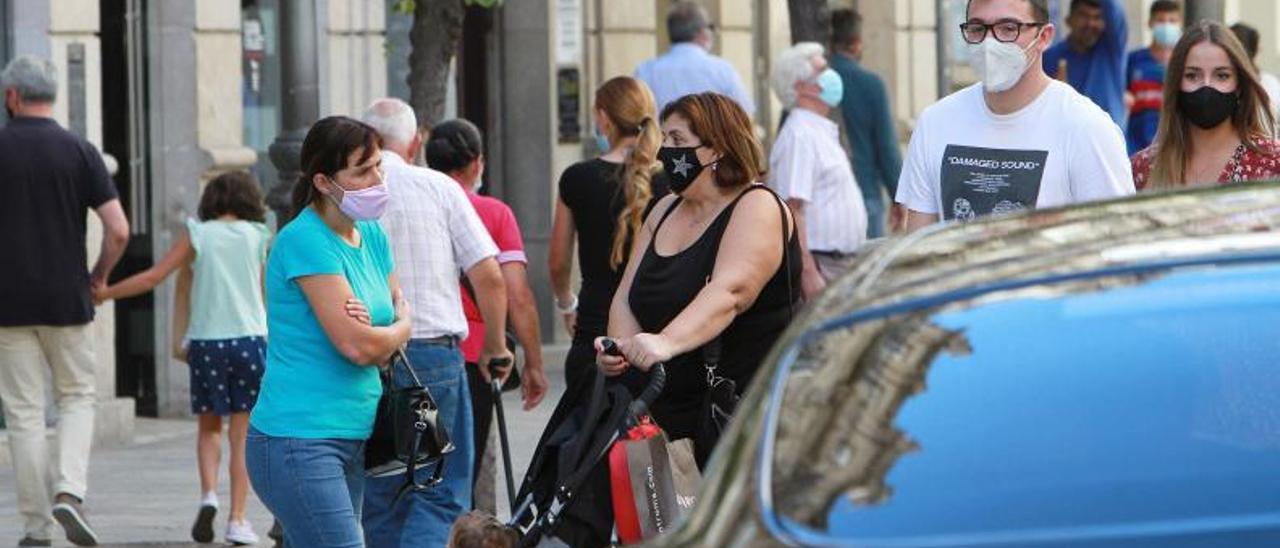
xmin=768 ymin=108 xmax=867 ymax=253
xmin=634 ymin=43 xmax=756 ymax=115
xmin=1261 ymin=72 xmax=1280 ymax=119
xmin=896 ymin=81 xmax=1134 ymax=221
xmin=378 ymin=152 xmax=498 ymax=339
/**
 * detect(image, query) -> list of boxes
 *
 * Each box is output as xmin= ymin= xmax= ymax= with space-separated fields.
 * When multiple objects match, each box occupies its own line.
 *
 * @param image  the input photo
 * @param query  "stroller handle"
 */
xmin=600 ymin=338 xmax=667 ymax=421
xmin=627 ymin=362 xmax=666 ymax=420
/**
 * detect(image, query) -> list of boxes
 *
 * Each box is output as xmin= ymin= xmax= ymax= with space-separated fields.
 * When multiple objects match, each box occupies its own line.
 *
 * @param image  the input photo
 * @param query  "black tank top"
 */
xmin=558 ymin=159 xmax=670 ymax=338
xmin=626 ymin=185 xmax=802 ymax=438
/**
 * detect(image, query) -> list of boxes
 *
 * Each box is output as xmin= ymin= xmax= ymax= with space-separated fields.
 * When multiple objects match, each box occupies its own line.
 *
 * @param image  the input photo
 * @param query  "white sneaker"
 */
xmin=226 ymin=519 xmax=260 ymax=546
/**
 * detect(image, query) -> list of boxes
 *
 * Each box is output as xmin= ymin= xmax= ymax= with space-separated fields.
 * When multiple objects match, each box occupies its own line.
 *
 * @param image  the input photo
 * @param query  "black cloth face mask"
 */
xmin=1179 ymin=86 xmax=1238 ymax=129
xmin=657 ymin=146 xmax=708 ymax=194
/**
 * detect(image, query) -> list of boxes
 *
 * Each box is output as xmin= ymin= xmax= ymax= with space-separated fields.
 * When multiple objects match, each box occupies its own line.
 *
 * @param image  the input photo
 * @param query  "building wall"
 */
xmin=322 ymin=0 xmax=386 ymax=117
xmin=1225 ymin=0 xmax=1280 ymax=76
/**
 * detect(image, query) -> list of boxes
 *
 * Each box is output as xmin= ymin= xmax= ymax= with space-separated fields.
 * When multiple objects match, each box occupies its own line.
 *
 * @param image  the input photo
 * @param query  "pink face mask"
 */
xmin=328 ymin=177 xmax=390 ymax=221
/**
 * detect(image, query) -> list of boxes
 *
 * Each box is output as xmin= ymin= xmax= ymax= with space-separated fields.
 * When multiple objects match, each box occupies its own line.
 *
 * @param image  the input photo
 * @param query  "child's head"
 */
xmin=447 ymin=511 xmax=517 ymax=548
xmin=199 ymin=171 xmax=267 ymax=222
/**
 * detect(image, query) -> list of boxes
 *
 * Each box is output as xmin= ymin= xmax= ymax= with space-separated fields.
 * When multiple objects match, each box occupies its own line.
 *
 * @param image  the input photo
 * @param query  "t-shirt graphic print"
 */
xmin=894 ymin=81 xmax=1135 ymax=223
xmin=940 ymin=145 xmax=1048 ymax=221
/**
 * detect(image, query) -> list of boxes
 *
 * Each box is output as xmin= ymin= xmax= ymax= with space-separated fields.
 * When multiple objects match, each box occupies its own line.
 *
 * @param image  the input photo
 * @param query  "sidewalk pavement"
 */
xmin=0 ymin=346 xmax=572 ymax=547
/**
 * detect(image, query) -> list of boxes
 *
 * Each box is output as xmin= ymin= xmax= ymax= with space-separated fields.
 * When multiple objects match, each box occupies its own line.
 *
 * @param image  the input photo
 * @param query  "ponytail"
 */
xmin=611 ymin=116 xmax=659 ymax=269
xmin=290 ymin=175 xmax=317 ymax=220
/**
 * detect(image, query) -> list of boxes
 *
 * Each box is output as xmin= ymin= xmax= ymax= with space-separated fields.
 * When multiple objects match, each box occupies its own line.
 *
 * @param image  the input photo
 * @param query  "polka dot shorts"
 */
xmin=187 ymin=336 xmax=266 ymax=416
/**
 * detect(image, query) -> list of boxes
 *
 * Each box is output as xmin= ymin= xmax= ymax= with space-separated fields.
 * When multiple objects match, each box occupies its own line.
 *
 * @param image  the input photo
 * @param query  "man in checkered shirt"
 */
xmin=360 ymin=98 xmax=513 ymax=548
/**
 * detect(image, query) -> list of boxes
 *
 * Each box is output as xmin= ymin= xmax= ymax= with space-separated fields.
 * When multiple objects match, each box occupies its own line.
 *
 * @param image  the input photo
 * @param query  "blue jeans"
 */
xmin=363 ymin=339 xmax=473 ymax=548
xmin=246 ymin=426 xmax=366 ymax=548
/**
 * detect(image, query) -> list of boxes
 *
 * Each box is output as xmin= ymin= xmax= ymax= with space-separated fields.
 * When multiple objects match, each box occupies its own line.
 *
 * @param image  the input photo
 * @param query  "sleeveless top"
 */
xmin=626 ymin=184 xmax=802 ymax=439
xmin=185 ymin=218 xmax=270 ymax=340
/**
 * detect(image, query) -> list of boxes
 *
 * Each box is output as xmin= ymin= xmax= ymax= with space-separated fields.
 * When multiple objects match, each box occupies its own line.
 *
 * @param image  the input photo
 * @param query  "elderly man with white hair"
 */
xmin=768 ymin=42 xmax=867 ymax=301
xmin=357 ymin=98 xmax=512 ymax=548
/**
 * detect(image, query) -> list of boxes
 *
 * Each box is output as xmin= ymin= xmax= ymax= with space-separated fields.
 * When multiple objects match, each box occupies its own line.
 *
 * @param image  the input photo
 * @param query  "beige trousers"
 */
xmin=0 ymin=325 xmax=97 ymax=539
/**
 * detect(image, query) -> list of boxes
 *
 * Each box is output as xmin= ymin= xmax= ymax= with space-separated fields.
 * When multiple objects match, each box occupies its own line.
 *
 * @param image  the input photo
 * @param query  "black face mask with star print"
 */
xmin=657 ymin=145 xmax=707 ymax=194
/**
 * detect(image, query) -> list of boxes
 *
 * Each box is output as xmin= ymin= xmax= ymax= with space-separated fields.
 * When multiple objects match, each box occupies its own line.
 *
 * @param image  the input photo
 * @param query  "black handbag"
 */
xmin=365 ymin=348 xmax=454 ymax=499
xmin=694 ymin=340 xmax=734 ymax=466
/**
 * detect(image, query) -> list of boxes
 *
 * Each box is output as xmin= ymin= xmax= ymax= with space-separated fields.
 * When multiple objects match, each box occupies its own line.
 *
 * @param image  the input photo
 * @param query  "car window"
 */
xmin=770 ymin=261 xmax=1280 ymax=544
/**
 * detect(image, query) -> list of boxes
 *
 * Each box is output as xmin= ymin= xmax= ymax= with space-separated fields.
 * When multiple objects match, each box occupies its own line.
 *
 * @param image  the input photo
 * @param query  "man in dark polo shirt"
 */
xmin=0 ymin=54 xmax=129 ymax=547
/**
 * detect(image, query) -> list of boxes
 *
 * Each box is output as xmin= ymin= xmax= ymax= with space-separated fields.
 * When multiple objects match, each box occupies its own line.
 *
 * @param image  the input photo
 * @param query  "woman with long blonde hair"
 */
xmin=549 ymin=76 xmax=669 ymax=388
xmin=1132 ymin=21 xmax=1280 ymax=189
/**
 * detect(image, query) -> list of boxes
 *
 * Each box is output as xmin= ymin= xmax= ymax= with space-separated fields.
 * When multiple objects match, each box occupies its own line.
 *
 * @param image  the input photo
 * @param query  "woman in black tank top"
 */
xmin=550 ymin=77 xmax=669 ymax=389
xmin=596 ymin=93 xmax=802 ymax=457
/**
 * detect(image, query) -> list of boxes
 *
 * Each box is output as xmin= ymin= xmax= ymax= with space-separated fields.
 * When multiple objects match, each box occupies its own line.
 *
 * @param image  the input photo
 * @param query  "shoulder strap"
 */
xmin=699 ymin=185 xmax=796 ymax=371
xmin=653 ymin=196 xmax=683 ymax=232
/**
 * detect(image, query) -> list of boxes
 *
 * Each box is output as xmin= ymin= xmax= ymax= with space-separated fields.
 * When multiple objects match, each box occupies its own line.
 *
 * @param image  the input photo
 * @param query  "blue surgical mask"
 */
xmin=594 ymin=128 xmax=611 ymax=153
xmin=1152 ymin=23 xmax=1182 ymax=47
xmin=816 ymin=68 xmax=844 ymax=107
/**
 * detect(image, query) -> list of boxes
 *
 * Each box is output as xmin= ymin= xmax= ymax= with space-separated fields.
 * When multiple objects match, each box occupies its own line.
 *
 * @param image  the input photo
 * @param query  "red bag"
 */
xmin=609 ymin=416 xmax=701 ymax=544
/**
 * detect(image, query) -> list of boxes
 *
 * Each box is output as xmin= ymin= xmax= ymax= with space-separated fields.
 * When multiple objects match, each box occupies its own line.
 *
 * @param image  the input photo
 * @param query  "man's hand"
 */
xmin=91 ymin=285 xmax=109 ymax=306
xmin=520 ymin=365 xmax=548 ymax=410
xmin=172 ymin=341 xmax=189 ymax=363
xmin=889 ymin=203 xmax=907 ymax=234
xmin=801 ymin=263 xmax=827 ymax=302
xmin=90 ymin=275 xmax=108 ymax=297
xmin=477 ymin=345 xmax=515 ymax=384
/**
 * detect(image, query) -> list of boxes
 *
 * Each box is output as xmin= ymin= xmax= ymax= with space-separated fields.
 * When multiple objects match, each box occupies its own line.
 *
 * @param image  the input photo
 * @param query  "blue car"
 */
xmin=661 ymin=183 xmax=1280 ymax=547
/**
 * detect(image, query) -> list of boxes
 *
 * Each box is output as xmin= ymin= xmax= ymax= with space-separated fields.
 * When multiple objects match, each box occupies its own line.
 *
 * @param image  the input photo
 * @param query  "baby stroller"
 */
xmin=507 ymin=341 xmax=666 ymax=547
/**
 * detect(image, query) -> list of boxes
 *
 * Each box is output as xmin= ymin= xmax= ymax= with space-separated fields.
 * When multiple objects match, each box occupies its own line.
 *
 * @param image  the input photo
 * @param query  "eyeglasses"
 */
xmin=959 ymin=20 xmax=1045 ymax=44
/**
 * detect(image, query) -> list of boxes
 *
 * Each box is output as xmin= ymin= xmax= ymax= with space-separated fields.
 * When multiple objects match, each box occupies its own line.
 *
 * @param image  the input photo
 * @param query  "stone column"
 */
xmin=706 ymin=0 xmax=758 ymax=117
xmin=268 ymin=0 xmax=321 ymax=224
xmin=1187 ymin=0 xmax=1225 ymax=24
xmin=500 ymin=0 xmax=558 ymax=339
xmin=859 ymin=1 xmax=937 ymax=130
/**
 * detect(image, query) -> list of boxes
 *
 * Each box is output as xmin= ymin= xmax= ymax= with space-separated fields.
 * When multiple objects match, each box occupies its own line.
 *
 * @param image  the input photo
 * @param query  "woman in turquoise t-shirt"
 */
xmin=96 ymin=171 xmax=270 ymax=544
xmin=246 ymin=116 xmax=411 ymax=548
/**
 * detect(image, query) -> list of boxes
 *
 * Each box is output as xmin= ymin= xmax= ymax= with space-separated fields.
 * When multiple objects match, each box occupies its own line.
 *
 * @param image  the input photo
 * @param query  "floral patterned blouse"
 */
xmin=1131 ymin=139 xmax=1280 ymax=190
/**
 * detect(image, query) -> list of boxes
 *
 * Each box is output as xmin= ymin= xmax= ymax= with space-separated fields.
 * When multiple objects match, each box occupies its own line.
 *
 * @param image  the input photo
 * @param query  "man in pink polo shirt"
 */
xmin=425 ymin=118 xmax=549 ymax=513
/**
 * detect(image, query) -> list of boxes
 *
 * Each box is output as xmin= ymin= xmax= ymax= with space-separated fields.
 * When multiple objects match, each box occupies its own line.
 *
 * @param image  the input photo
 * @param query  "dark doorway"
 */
xmin=457 ymin=5 xmax=494 ymax=192
xmin=101 ymin=0 xmax=157 ymax=416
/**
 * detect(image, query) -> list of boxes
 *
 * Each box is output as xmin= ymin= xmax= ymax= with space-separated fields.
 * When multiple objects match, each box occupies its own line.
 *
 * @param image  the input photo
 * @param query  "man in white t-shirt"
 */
xmin=896 ymin=0 xmax=1134 ymax=231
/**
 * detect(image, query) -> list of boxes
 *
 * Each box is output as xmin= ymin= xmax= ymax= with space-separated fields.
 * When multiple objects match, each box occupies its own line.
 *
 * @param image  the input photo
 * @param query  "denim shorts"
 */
xmin=187 ymin=336 xmax=266 ymax=415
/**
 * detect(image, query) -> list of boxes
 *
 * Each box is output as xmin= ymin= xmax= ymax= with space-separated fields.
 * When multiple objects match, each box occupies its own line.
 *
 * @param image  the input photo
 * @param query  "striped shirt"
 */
xmin=768 ymin=108 xmax=867 ymax=254
xmin=378 ymin=151 xmax=498 ymax=340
